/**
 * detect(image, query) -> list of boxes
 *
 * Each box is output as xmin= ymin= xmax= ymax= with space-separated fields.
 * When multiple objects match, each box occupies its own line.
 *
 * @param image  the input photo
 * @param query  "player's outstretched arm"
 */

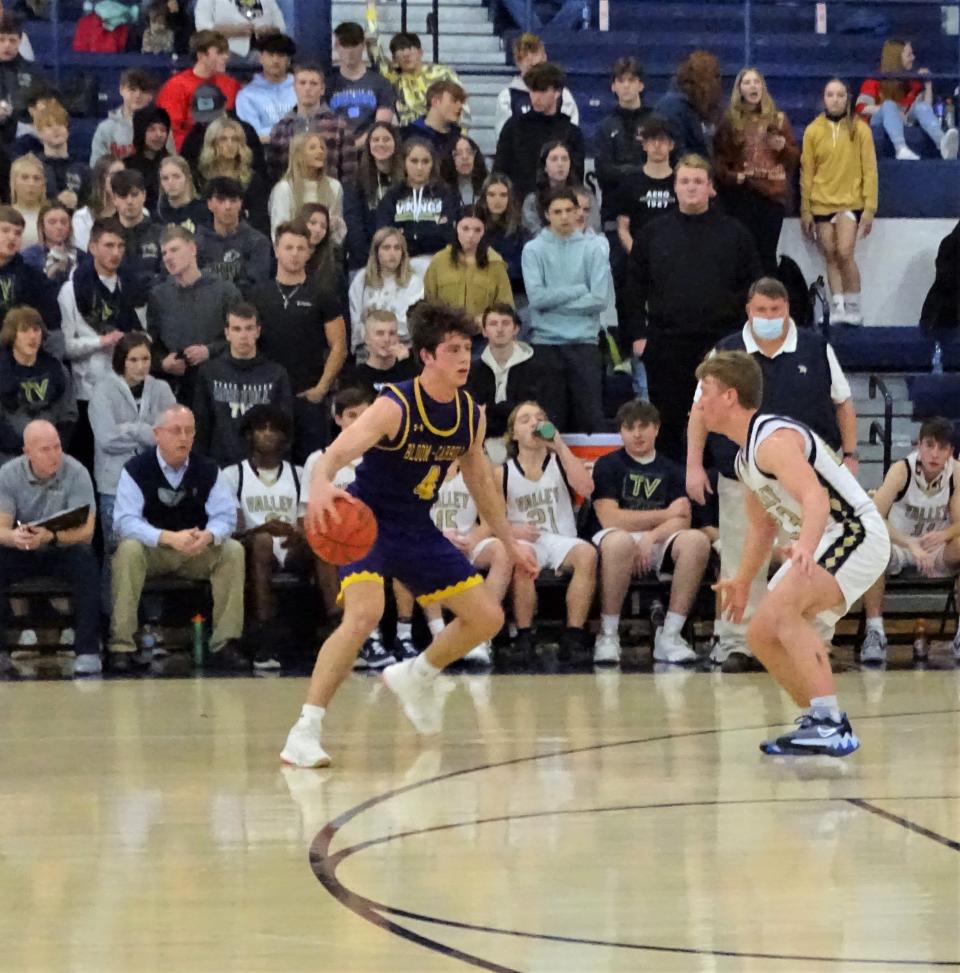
xmin=459 ymin=415 xmax=539 ymax=579
xmin=756 ymin=429 xmax=830 ymax=575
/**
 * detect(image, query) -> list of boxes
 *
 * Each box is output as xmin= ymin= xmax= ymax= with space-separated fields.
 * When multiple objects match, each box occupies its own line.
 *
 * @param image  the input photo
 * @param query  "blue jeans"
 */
xmin=871 ymin=98 xmax=943 ymax=149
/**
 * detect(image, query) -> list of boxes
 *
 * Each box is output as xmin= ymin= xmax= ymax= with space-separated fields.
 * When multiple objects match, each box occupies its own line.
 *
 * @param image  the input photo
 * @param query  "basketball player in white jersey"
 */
xmin=500 ymin=401 xmax=598 ymax=661
xmin=860 ymin=416 xmax=960 ymax=664
xmin=696 ymin=351 xmax=890 ymax=756
xmin=221 ymin=404 xmax=311 ymax=671
xmin=429 ymin=461 xmax=514 ymax=664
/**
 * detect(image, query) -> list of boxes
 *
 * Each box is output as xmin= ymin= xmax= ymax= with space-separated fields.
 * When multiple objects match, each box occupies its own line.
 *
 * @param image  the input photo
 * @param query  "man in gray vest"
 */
xmin=0 ymin=420 xmax=99 ymax=676
xmin=686 ymin=277 xmax=859 ymax=671
xmin=110 ymin=404 xmax=246 ymax=672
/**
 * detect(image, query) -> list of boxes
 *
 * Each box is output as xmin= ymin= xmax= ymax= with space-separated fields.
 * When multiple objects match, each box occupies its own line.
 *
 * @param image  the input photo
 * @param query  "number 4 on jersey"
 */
xmin=413 ymin=464 xmax=442 ymax=501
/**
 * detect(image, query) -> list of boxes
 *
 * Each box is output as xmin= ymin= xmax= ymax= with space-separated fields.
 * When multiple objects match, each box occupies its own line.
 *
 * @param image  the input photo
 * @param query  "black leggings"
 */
xmin=722 ymin=186 xmax=785 ymax=276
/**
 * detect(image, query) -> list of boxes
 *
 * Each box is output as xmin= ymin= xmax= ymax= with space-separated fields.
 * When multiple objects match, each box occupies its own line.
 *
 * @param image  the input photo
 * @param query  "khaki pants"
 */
xmin=716 ymin=474 xmax=771 ymax=647
xmin=111 ymin=539 xmax=245 ymax=653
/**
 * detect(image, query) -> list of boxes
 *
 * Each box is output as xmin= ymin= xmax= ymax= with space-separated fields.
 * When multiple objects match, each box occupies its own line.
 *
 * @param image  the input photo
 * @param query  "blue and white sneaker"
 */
xmin=760 ymin=712 xmax=860 ymax=757
xmin=354 ymin=632 xmax=394 ymax=670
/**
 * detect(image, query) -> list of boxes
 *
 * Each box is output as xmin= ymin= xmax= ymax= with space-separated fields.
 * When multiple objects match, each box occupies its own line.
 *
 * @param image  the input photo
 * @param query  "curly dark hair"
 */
xmin=676 ymin=50 xmax=723 ymax=122
xmin=409 ymin=299 xmax=479 ymax=359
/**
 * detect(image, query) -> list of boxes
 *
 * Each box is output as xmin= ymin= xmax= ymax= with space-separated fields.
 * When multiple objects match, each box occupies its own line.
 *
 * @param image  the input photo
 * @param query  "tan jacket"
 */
xmin=423 ymin=246 xmax=514 ymax=320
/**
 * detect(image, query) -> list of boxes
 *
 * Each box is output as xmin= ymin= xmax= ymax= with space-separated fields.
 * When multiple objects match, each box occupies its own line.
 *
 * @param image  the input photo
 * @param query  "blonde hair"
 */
xmin=726 ymin=66 xmax=780 ymax=131
xmin=0 ymin=306 xmax=46 ymax=346
xmin=10 ymin=153 xmax=47 ymax=208
xmin=159 ymin=155 xmax=198 ymax=203
xmin=695 ymin=351 xmax=763 ymax=409
xmin=364 ymin=226 xmax=414 ymax=289
xmin=512 ymin=32 xmax=544 ymax=61
xmin=281 ymin=132 xmax=339 ymax=216
xmin=198 ymin=116 xmax=253 ymax=187
xmin=675 ymin=152 xmax=714 ymax=180
xmin=33 ymin=103 xmax=69 ymax=130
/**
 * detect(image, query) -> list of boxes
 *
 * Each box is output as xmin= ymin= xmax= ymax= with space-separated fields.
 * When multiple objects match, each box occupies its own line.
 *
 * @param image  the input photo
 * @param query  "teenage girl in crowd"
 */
xmin=800 ymin=78 xmax=878 ymax=326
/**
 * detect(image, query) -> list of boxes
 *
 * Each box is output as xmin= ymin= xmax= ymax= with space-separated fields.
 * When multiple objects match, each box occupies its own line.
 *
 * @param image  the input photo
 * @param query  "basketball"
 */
xmin=305 ymin=496 xmax=378 ymax=565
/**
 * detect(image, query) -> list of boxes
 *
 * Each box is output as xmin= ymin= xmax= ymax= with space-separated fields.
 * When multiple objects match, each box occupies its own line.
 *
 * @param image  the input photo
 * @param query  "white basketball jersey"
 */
xmin=303 ymin=449 xmax=361 ymax=490
xmin=888 ymin=450 xmax=955 ymax=538
xmin=736 ymin=414 xmax=877 ymax=536
xmin=432 ymin=470 xmax=478 ymax=535
xmin=504 ymin=453 xmax=576 ymax=537
xmin=227 ymin=460 xmax=303 ymax=564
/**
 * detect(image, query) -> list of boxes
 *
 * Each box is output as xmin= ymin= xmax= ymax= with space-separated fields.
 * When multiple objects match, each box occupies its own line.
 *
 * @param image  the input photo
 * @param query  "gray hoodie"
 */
xmin=87 ymin=371 xmax=176 ymax=493
xmin=89 ymin=108 xmax=134 ymax=166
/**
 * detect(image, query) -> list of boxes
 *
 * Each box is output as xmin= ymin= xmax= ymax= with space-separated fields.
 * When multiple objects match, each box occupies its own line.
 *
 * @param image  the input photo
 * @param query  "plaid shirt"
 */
xmin=267 ymin=103 xmax=358 ymax=185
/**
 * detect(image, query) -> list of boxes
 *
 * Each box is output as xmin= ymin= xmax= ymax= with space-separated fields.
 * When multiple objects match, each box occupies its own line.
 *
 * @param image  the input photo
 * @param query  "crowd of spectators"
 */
xmin=0 ymin=11 xmax=956 ymax=677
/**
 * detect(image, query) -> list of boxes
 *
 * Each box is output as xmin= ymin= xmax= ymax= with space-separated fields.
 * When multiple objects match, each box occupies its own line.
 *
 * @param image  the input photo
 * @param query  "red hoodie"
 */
xmin=156 ymin=68 xmax=242 ymax=149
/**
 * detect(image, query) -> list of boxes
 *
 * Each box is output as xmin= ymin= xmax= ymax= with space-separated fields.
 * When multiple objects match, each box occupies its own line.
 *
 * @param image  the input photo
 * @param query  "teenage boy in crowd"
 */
xmin=157 ymin=30 xmax=241 ymax=150
xmin=110 ymin=169 xmax=164 ymax=295
xmin=194 ymin=303 xmax=293 ymax=467
xmin=328 ymin=22 xmax=395 ymax=142
xmin=250 ymin=221 xmax=347 ymax=461
xmin=35 ymin=103 xmax=91 ymax=212
xmin=614 ymin=115 xmax=676 ymax=254
xmin=90 ymin=69 xmax=159 ymax=165
xmin=235 ymin=33 xmax=297 ymax=143
xmin=588 ymin=399 xmax=713 ymax=665
xmin=493 ymin=32 xmax=578 ymax=138
xmin=859 ymin=417 xmax=960 ymax=665
xmin=344 ymin=308 xmax=418 ymax=393
xmin=521 ymin=187 xmax=608 ymax=433
xmin=494 ymin=62 xmax=585 ymax=199
xmin=267 ymin=60 xmax=357 ymax=184
xmin=195 ymin=177 xmax=272 ymax=296
xmin=125 ymin=104 xmax=171 ymax=212
xmin=402 ymin=79 xmax=467 ymax=157
xmin=594 ymin=57 xmax=652 ymax=240
xmin=0 ymin=14 xmax=45 ymax=147
xmin=467 ymin=303 xmax=549 ymax=440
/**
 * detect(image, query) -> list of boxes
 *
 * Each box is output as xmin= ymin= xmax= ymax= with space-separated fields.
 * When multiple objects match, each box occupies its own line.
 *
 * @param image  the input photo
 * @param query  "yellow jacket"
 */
xmin=800 ymin=114 xmax=878 ymax=219
xmin=370 ymin=43 xmax=466 ymax=128
xmin=423 ymin=247 xmax=514 ymax=320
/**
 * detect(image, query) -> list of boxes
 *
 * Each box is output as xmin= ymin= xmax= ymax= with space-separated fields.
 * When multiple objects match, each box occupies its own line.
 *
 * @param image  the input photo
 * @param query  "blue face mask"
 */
xmin=752 ymin=316 xmax=785 ymax=340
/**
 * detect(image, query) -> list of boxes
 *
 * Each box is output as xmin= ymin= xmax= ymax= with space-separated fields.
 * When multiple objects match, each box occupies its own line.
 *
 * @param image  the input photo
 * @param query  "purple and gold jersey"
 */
xmin=351 ymin=378 xmax=481 ymax=521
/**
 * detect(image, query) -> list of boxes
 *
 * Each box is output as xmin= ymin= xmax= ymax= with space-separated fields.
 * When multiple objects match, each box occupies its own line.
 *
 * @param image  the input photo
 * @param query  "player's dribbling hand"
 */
xmin=509 ymin=542 xmax=540 ymax=580
xmin=307 ymin=481 xmax=354 ymax=534
xmin=712 ymin=577 xmax=749 ymax=624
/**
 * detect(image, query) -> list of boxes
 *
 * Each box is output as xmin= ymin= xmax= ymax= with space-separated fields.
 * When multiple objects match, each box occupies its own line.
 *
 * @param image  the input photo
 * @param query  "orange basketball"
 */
xmin=305 ymin=496 xmax=378 ymax=565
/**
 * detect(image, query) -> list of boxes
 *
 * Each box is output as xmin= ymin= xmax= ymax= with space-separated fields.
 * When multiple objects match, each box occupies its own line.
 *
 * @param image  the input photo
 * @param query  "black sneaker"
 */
xmin=108 ymin=650 xmax=136 ymax=674
xmin=557 ymin=626 xmax=589 ymax=663
xmin=393 ymin=633 xmax=418 ymax=660
xmin=512 ymin=629 xmax=536 ymax=661
xmin=207 ymin=639 xmax=250 ymax=672
xmin=253 ymin=646 xmax=282 ymax=673
xmin=721 ymin=650 xmax=763 ymax=673
xmin=0 ymin=650 xmax=18 ymax=679
xmin=760 ymin=712 xmax=860 ymax=757
xmin=355 ymin=632 xmax=394 ymax=670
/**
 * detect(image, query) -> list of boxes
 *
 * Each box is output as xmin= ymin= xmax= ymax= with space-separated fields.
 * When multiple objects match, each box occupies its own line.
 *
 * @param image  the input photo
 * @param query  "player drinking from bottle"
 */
xmin=281 ymin=300 xmax=539 ymax=767
xmin=695 ymin=351 xmax=889 ymax=756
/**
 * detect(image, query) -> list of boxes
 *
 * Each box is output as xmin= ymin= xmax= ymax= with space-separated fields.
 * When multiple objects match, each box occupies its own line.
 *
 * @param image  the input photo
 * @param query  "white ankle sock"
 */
xmin=601 ymin=614 xmax=619 ymax=636
xmin=428 ymin=617 xmax=445 ymax=637
xmin=663 ymin=611 xmax=686 ymax=636
xmin=396 ymin=621 xmax=413 ymax=641
xmin=301 ymin=703 xmax=325 ymax=724
xmin=412 ymin=653 xmax=440 ymax=682
xmin=831 ymin=294 xmax=844 ymax=311
xmin=809 ymin=694 xmax=841 ymax=722
xmin=844 ymin=292 xmax=861 ymax=313
xmin=866 ymin=617 xmax=885 ymax=636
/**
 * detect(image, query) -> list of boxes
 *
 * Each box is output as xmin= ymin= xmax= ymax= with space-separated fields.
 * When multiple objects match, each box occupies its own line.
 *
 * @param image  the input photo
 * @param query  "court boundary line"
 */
xmin=847 ymin=797 xmax=960 ymax=852
xmin=308 ymin=706 xmax=960 ymax=970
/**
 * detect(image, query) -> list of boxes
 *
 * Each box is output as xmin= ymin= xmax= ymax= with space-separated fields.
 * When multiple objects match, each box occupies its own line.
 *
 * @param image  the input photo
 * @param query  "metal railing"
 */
xmin=398 ymin=0 xmax=442 ymax=64
xmin=868 ymin=374 xmax=894 ymax=473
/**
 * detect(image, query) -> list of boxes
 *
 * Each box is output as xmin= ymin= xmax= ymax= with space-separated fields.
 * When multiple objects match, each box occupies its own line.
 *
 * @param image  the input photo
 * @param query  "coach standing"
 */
xmin=686 ymin=276 xmax=859 ymax=671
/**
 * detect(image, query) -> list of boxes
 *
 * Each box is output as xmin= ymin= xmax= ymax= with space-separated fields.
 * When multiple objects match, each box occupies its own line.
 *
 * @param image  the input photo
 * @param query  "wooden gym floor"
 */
xmin=1 ymin=663 xmax=958 ymax=972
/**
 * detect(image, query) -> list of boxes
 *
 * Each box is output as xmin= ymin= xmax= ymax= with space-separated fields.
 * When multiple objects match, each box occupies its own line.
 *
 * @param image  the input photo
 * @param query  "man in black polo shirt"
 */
xmin=250 ymin=220 xmax=347 ymax=462
xmin=686 ymin=276 xmax=858 ymax=672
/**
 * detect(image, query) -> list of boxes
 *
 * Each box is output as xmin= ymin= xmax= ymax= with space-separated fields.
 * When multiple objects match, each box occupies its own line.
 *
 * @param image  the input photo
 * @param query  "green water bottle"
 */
xmin=191 ymin=613 xmax=206 ymax=667
xmin=534 ymin=420 xmax=557 ymax=442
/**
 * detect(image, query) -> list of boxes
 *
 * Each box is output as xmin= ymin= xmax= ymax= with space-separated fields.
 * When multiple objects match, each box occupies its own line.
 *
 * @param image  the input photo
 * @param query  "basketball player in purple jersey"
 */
xmin=281 ymin=301 xmax=539 ymax=768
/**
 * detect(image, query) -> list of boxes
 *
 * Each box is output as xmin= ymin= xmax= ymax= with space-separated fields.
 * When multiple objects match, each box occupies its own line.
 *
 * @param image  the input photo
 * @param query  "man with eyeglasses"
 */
xmin=109 ymin=404 xmax=247 ymax=672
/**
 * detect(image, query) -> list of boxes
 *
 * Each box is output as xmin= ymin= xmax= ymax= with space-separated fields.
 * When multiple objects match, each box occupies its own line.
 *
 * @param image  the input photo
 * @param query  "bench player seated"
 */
xmin=221 ymin=404 xmax=316 ymax=672
xmin=500 ymin=401 xmax=598 ymax=661
xmin=428 ymin=460 xmax=515 ymax=665
xmin=859 ymin=416 xmax=960 ymax=665
xmin=589 ymin=399 xmax=712 ymax=665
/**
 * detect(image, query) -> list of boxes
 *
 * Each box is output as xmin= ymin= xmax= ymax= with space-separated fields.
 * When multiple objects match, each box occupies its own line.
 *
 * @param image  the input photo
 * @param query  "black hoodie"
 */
xmin=374 ymin=181 xmax=459 ymax=259
xmin=126 ymin=104 xmax=171 ymax=211
xmin=594 ymin=104 xmax=653 ymax=222
xmin=493 ymin=111 xmax=585 ymax=199
xmin=0 ymin=55 xmax=45 ymax=146
xmin=193 ymin=352 xmax=294 ymax=466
